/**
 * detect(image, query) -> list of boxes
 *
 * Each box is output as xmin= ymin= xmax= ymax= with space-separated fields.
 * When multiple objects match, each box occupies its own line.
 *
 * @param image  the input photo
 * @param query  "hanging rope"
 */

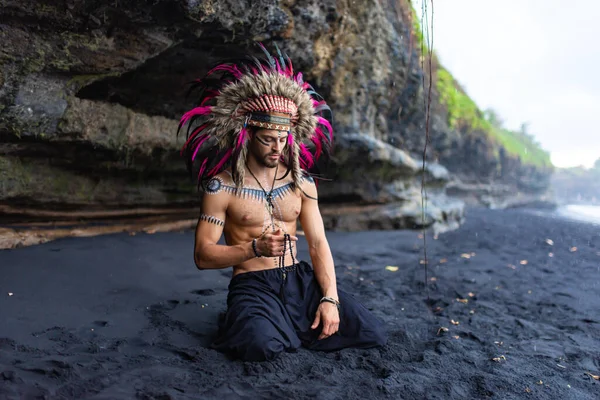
xmin=419 ymin=0 xmax=434 ymax=300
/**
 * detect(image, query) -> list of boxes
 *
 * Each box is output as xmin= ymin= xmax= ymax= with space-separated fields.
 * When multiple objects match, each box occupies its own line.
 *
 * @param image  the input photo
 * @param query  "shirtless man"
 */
xmin=179 ymin=45 xmax=386 ymax=361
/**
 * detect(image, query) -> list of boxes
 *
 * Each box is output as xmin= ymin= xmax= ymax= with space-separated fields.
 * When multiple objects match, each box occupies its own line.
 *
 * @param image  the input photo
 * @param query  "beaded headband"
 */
xmin=242 ymin=95 xmax=298 ymax=132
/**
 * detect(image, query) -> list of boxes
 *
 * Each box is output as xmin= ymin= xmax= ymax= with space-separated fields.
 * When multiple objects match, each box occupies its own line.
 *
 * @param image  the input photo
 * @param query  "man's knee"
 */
xmin=371 ymin=327 xmax=387 ymax=347
xmin=240 ymin=335 xmax=285 ymax=362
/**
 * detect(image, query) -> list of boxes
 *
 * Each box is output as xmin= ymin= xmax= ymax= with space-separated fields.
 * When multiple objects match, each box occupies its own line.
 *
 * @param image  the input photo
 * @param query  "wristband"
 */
xmin=252 ymin=238 xmax=262 ymax=258
xmin=320 ymin=296 xmax=340 ymax=309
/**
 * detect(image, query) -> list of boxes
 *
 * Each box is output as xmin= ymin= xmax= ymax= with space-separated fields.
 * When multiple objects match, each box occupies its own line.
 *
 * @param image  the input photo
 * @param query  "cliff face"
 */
xmin=0 ymin=0 xmax=550 ymax=230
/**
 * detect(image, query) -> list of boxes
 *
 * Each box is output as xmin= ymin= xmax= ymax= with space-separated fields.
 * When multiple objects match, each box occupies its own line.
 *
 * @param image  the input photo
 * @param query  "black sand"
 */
xmin=1 ymin=208 xmax=599 ymax=399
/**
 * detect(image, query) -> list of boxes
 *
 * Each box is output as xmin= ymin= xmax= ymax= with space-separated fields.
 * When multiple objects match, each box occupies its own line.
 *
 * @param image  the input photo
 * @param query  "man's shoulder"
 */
xmin=298 ymin=170 xmax=316 ymax=190
xmin=300 ymin=170 xmax=315 ymax=184
xmin=297 ymin=170 xmax=319 ymax=201
xmin=203 ymin=170 xmax=235 ymax=196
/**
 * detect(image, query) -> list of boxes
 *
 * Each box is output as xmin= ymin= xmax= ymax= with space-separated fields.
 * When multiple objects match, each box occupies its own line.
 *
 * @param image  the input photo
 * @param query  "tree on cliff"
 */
xmin=483 ymin=108 xmax=504 ymax=129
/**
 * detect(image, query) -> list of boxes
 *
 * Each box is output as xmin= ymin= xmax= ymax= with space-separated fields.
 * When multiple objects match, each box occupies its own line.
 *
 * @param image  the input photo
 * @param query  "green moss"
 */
xmin=436 ymin=69 xmax=488 ymax=131
xmin=0 ymin=156 xmax=33 ymax=193
xmin=34 ymin=3 xmax=62 ymax=19
xmin=488 ymin=127 xmax=552 ymax=168
xmin=66 ymin=72 xmax=121 ymax=91
xmin=49 ymin=58 xmax=76 ymax=72
xmin=436 ymin=67 xmax=552 ymax=168
xmin=409 ymin=2 xmax=427 ymax=51
xmin=45 ymin=32 xmax=111 ymax=73
xmin=22 ymin=45 xmax=47 ymax=75
xmin=0 ymin=156 xmax=98 ymax=202
xmin=61 ymin=32 xmax=106 ymax=53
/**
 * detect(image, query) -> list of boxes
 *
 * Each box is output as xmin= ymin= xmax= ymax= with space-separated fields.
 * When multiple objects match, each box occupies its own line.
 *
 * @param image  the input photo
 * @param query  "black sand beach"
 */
xmin=1 ymin=208 xmax=599 ymax=399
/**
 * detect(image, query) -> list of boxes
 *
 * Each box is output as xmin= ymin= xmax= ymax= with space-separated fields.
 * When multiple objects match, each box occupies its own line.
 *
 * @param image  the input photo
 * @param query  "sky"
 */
xmin=413 ymin=0 xmax=600 ymax=168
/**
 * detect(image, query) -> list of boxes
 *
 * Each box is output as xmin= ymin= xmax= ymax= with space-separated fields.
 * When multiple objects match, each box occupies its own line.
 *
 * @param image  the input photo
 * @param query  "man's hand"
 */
xmin=311 ymin=301 xmax=340 ymax=340
xmin=256 ymin=228 xmax=298 ymax=257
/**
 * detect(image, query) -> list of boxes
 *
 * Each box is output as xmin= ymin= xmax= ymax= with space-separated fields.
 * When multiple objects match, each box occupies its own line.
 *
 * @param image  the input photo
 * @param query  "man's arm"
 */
xmin=298 ymin=177 xmax=340 ymax=339
xmin=194 ymin=183 xmax=254 ymax=270
xmin=298 ymin=179 xmax=338 ymax=299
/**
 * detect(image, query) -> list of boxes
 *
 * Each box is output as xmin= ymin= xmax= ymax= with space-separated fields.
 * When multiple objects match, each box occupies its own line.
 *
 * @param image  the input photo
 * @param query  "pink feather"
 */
xmin=285 ymin=58 xmax=294 ymax=77
xmin=287 ymin=132 xmax=295 ymax=165
xmin=311 ymin=136 xmax=323 ymax=159
xmin=200 ymin=90 xmax=219 ymax=106
xmin=314 ymin=126 xmax=328 ymax=142
xmin=275 ymin=59 xmax=283 ymax=74
xmin=181 ymin=126 xmax=207 ymax=156
xmin=208 ymin=148 xmax=232 ymax=176
xmin=180 ymin=106 xmax=212 ymax=126
xmin=198 ymin=158 xmax=208 ymax=179
xmin=200 ymin=96 xmax=215 ymax=106
xmin=206 ymin=64 xmax=243 ymax=79
xmin=258 ymin=43 xmax=268 ymax=53
xmin=190 ymin=134 xmax=211 ymax=161
xmin=299 ymin=143 xmax=314 ymax=168
xmin=317 ymin=117 xmax=334 ymax=141
xmin=236 ymin=127 xmax=248 ymax=149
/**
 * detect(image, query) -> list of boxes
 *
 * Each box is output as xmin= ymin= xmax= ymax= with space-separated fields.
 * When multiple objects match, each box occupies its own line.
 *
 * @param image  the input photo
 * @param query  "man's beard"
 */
xmin=261 ymin=154 xmax=279 ymax=168
xmin=251 ymin=149 xmax=279 ymax=168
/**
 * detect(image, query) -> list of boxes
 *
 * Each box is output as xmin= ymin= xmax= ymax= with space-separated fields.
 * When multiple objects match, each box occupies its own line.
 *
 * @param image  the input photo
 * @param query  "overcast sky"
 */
xmin=413 ymin=0 xmax=599 ymax=168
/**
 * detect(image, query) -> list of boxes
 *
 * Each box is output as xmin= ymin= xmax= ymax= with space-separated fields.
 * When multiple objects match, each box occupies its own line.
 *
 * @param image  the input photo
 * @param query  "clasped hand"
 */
xmin=255 ymin=229 xmax=298 ymax=257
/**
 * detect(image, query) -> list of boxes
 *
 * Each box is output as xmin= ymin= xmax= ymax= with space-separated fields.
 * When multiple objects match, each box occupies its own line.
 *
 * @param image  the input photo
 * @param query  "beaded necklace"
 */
xmin=246 ymin=163 xmax=297 ymax=275
xmin=246 ymin=163 xmax=278 ymax=231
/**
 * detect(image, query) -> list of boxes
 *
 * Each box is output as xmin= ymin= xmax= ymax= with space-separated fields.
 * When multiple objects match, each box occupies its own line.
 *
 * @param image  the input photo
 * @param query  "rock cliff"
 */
xmin=0 ymin=0 xmax=551 ymax=233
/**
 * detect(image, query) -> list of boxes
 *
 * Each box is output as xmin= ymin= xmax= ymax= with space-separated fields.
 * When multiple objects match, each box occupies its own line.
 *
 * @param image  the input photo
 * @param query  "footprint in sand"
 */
xmin=191 ymin=289 xmax=216 ymax=296
xmin=147 ymin=301 xmax=179 ymax=312
xmin=1 ymin=370 xmax=21 ymax=383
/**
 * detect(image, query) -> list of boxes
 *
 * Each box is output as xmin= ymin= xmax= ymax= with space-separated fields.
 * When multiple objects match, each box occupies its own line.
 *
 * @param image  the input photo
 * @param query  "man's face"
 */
xmin=249 ymin=129 xmax=288 ymax=168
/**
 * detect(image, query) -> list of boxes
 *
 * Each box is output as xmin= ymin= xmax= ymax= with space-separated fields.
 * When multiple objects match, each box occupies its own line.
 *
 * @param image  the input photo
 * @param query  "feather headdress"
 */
xmin=177 ymin=43 xmax=333 ymax=190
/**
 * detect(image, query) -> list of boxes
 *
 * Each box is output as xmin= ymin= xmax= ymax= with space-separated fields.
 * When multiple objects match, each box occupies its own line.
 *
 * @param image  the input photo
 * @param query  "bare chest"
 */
xmin=226 ymin=184 xmax=301 ymax=227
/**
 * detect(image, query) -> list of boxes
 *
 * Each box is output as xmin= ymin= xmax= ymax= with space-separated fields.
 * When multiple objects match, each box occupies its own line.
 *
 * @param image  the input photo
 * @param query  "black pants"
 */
xmin=211 ymin=261 xmax=387 ymax=361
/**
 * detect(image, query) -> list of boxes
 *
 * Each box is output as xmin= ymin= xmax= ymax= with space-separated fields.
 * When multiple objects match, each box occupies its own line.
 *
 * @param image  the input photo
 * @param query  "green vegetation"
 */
xmin=436 ymin=69 xmax=489 ymax=131
xmin=409 ymin=2 xmax=427 ymax=51
xmin=436 ymin=67 xmax=552 ymax=168
xmin=0 ymin=156 xmax=97 ymax=202
xmin=407 ymin=2 xmax=552 ymax=169
xmin=489 ymin=125 xmax=553 ymax=169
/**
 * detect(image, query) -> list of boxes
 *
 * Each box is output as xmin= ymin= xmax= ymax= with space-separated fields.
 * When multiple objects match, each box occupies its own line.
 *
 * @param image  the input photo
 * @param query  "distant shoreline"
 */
xmin=556 ymin=204 xmax=600 ymax=225
xmin=528 ymin=204 xmax=600 ymax=226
